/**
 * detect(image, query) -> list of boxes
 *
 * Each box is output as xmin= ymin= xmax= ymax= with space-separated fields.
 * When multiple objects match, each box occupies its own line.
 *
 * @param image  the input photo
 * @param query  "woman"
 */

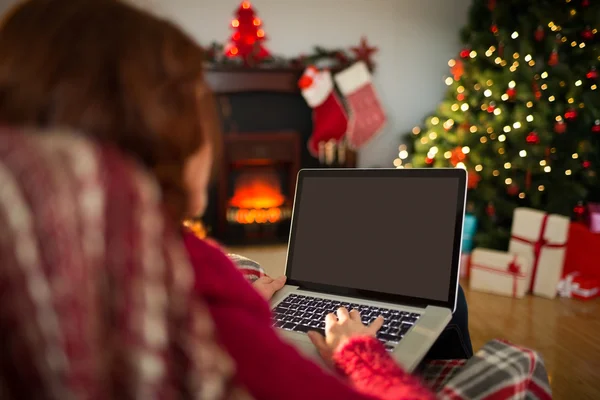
xmin=0 ymin=0 xmax=443 ymax=398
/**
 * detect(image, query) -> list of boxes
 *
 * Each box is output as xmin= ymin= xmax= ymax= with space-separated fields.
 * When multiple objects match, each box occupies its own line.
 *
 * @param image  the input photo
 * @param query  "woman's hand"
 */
xmin=252 ymin=276 xmax=286 ymax=300
xmin=307 ymin=308 xmax=384 ymax=363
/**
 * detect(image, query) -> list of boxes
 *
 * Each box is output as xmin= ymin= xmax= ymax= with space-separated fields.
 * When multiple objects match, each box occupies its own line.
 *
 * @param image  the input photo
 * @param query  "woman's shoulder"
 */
xmin=182 ymin=229 xmax=231 ymax=266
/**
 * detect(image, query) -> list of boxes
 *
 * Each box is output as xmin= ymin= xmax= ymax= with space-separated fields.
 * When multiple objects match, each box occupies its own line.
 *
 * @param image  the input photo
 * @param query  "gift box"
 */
xmin=557 ymin=272 xmax=600 ymax=301
xmin=469 ymin=249 xmax=531 ymax=298
xmin=588 ymin=203 xmax=600 ymax=233
xmin=460 ymin=253 xmax=471 ymax=279
xmin=508 ymin=208 xmax=569 ymax=299
xmin=563 ymin=222 xmax=600 ymax=282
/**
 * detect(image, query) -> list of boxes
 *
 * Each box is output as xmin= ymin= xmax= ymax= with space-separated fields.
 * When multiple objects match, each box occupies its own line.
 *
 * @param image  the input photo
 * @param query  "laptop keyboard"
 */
xmin=272 ymin=294 xmax=420 ymax=351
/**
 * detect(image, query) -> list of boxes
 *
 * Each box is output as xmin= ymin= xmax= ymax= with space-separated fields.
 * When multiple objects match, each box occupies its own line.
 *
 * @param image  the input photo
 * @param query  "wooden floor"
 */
xmin=463 ymin=280 xmax=600 ymax=400
xmin=229 ymin=245 xmax=600 ymax=399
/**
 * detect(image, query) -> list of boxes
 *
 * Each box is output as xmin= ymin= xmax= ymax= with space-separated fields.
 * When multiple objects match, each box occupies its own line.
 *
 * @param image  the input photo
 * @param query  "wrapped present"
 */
xmin=588 ymin=203 xmax=600 ymax=233
xmin=563 ymin=222 xmax=600 ymax=281
xmin=469 ymin=249 xmax=531 ymax=298
xmin=460 ymin=253 xmax=471 ymax=279
xmin=509 ymin=208 xmax=569 ymax=299
xmin=557 ymin=272 xmax=600 ymax=301
xmin=461 ymin=214 xmax=478 ymax=254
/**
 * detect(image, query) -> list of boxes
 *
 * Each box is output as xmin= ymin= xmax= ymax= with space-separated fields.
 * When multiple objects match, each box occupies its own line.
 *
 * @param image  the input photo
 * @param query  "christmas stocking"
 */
xmin=334 ymin=61 xmax=386 ymax=149
xmin=298 ymin=66 xmax=348 ymax=157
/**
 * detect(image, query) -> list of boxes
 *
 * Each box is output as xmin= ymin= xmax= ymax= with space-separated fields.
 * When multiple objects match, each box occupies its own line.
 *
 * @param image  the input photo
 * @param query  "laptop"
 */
xmin=270 ymin=168 xmax=467 ymax=372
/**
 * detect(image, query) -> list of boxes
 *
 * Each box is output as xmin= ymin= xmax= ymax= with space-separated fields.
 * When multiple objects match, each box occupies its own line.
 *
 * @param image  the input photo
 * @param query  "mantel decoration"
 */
xmin=204 ymin=1 xmax=378 ymax=71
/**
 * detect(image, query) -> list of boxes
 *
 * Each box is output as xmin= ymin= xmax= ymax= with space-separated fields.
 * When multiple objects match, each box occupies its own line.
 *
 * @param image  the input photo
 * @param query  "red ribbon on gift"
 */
xmin=511 ymin=214 xmax=566 ymax=293
xmin=471 ymin=256 xmax=525 ymax=297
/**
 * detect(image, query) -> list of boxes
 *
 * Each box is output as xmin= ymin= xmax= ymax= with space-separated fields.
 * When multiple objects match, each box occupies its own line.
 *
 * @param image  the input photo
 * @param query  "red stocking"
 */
xmin=299 ymin=66 xmax=348 ymax=157
xmin=334 ymin=61 xmax=386 ymax=149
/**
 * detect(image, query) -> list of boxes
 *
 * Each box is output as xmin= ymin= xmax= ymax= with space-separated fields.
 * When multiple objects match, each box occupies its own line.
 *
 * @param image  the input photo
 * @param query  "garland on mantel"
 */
xmin=203 ymin=36 xmax=378 ymax=72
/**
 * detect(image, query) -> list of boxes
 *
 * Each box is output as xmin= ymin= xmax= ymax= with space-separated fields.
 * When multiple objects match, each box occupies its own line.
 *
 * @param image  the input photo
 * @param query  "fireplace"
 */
xmin=215 ymin=131 xmax=299 ymax=243
xmin=203 ymin=67 xmax=356 ymax=244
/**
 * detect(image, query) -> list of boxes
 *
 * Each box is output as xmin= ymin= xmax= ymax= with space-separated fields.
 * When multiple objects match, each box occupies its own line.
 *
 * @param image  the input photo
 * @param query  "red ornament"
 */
xmin=526 ymin=131 xmax=540 ymax=144
xmin=351 ymin=36 xmax=378 ymax=71
xmin=468 ymin=171 xmax=481 ymax=189
xmin=583 ymin=160 xmax=591 ymax=169
xmin=582 ymin=27 xmax=594 ymax=41
xmin=460 ymin=48 xmax=471 ymax=59
xmin=457 ymin=93 xmax=465 ymax=101
xmin=565 ymin=109 xmax=578 ymax=121
xmin=451 ymin=59 xmax=464 ymax=80
xmin=535 ymin=26 xmax=545 ymax=41
xmin=450 ymin=147 xmax=467 ymax=167
xmin=555 ymin=120 xmax=567 ymax=134
xmin=488 ymin=0 xmax=496 ymax=10
xmin=548 ymin=50 xmax=559 ymax=66
xmin=506 ymin=88 xmax=517 ymax=99
xmin=487 ymin=101 xmax=496 ymax=113
xmin=507 ymin=184 xmax=519 ymax=196
xmin=587 ymin=67 xmax=598 ymax=80
xmin=583 ymin=0 xmax=590 ymax=6
xmin=593 ymin=120 xmax=600 ymax=133
xmin=486 ymin=202 xmax=496 ymax=217
xmin=491 ymin=24 xmax=499 ymax=34
xmin=573 ymin=202 xmax=586 ymax=220
xmin=225 ymin=1 xmax=270 ymax=64
xmin=425 ymin=156 xmax=434 ymax=165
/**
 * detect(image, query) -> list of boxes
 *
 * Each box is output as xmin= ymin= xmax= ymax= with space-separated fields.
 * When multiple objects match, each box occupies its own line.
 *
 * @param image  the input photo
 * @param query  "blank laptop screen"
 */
xmin=287 ymin=175 xmax=461 ymax=303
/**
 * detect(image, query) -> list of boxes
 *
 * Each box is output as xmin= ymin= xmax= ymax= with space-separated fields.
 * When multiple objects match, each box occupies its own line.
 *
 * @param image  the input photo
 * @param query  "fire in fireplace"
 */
xmin=227 ymin=167 xmax=292 ymax=225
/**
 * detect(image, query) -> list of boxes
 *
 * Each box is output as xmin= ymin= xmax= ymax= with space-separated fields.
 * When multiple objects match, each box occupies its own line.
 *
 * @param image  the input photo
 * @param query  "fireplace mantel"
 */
xmin=204 ymin=67 xmax=303 ymax=94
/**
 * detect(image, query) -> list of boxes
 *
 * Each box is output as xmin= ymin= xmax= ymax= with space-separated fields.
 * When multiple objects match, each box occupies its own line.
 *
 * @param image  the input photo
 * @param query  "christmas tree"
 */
xmin=403 ymin=0 xmax=600 ymax=249
xmin=224 ymin=1 xmax=270 ymax=65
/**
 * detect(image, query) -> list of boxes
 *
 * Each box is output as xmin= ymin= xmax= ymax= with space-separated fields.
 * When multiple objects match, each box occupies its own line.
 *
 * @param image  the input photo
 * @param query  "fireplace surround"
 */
xmin=203 ymin=67 xmax=356 ymax=244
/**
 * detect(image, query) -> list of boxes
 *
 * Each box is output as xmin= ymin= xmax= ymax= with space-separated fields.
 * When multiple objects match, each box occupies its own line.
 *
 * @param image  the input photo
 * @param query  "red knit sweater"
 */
xmin=184 ymin=233 xmax=435 ymax=400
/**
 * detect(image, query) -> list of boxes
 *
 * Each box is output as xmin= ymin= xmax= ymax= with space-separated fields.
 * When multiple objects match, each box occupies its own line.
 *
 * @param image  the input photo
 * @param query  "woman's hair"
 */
xmin=0 ymin=0 xmax=220 ymax=221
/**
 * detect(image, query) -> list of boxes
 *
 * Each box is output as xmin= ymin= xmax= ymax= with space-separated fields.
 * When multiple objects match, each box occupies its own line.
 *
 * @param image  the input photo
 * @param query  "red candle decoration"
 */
xmin=548 ymin=50 xmax=559 ymax=66
xmin=555 ymin=120 xmax=567 ymax=134
xmin=224 ymin=1 xmax=270 ymax=64
xmin=526 ymin=131 xmax=540 ymax=144
xmin=587 ymin=67 xmax=598 ymax=80
xmin=593 ymin=120 xmax=600 ymax=133
xmin=565 ymin=109 xmax=578 ymax=121
xmin=535 ymin=26 xmax=545 ymax=41
xmin=486 ymin=202 xmax=496 ymax=217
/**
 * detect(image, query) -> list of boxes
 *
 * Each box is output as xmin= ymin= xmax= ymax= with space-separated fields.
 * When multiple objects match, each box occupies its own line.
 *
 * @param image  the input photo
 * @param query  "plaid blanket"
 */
xmin=228 ymin=254 xmax=552 ymax=400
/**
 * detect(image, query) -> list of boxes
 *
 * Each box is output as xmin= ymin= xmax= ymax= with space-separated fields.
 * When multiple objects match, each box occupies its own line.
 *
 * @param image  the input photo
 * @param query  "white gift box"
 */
xmin=508 ymin=208 xmax=569 ymax=299
xmin=470 ymin=249 xmax=532 ymax=298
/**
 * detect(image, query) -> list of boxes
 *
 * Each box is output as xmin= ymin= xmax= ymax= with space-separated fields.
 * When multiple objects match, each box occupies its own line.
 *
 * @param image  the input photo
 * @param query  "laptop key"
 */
xmin=293 ymin=324 xmax=311 ymax=333
xmin=281 ymin=322 xmax=297 ymax=330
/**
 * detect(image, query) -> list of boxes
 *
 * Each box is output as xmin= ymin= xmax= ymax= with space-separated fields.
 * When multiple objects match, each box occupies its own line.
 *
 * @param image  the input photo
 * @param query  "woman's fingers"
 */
xmin=325 ymin=312 xmax=337 ymax=331
xmin=349 ymin=309 xmax=361 ymax=321
xmin=336 ymin=307 xmax=350 ymax=322
xmin=368 ymin=316 xmax=385 ymax=335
